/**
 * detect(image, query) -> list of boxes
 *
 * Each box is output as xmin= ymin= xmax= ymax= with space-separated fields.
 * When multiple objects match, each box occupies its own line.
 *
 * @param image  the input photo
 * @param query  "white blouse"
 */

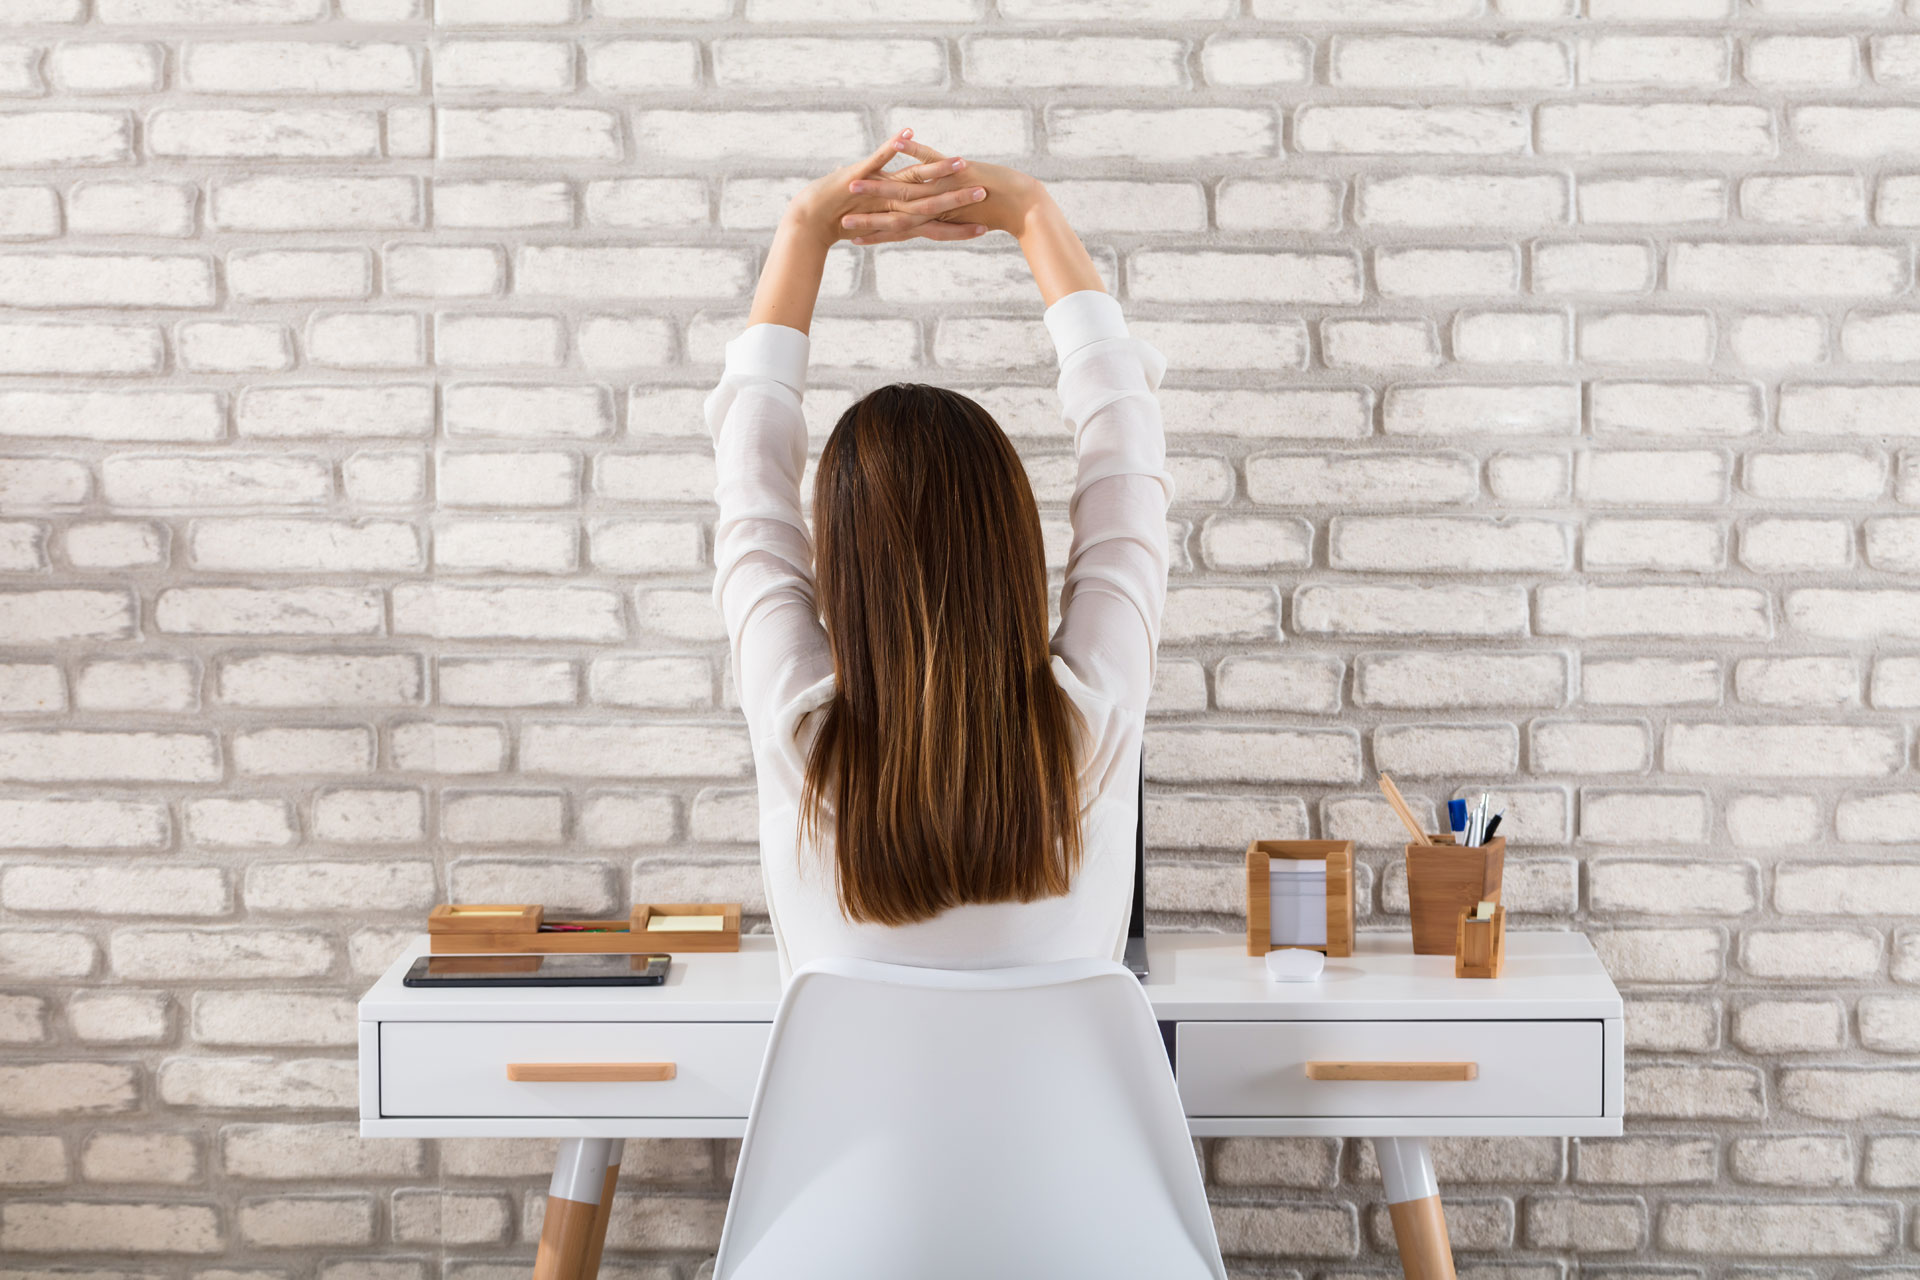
xmin=704 ymin=288 xmax=1173 ymax=982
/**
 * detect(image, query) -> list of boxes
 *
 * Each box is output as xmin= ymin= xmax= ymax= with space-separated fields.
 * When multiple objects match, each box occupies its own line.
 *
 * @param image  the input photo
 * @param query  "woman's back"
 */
xmin=704 ymin=151 xmax=1171 ymax=980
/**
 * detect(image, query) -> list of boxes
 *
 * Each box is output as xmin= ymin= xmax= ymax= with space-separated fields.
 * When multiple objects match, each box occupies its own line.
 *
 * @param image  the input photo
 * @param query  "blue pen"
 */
xmin=1448 ymin=798 xmax=1468 ymax=841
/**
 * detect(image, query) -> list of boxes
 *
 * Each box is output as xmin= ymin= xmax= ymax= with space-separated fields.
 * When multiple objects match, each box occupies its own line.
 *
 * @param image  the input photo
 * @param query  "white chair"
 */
xmin=713 ymin=956 xmax=1227 ymax=1280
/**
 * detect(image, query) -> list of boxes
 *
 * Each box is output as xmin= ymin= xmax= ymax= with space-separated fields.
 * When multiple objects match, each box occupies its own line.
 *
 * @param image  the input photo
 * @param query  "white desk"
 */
xmin=359 ymin=931 xmax=1622 ymax=1279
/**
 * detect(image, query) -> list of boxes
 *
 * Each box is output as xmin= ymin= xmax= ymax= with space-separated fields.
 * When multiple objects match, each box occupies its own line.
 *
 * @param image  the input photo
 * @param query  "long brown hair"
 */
xmin=799 ymin=381 xmax=1085 ymax=926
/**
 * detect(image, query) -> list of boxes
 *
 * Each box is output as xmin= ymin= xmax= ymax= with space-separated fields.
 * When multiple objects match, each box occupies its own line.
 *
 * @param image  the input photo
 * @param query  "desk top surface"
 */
xmin=360 ymin=930 xmax=1621 ymax=1023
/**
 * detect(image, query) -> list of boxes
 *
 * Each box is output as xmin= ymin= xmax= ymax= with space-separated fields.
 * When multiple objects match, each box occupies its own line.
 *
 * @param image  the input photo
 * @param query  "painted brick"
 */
xmin=1665 ymin=724 xmax=1902 ymax=777
xmin=112 ymin=928 xmax=333 ymax=981
xmin=1540 ymin=103 xmax=1772 ymax=155
xmin=1733 ymin=998 xmax=1847 ymax=1054
xmin=1582 ymin=175 xmax=1735 ymax=225
xmin=439 ymin=108 xmax=619 ymax=162
xmin=183 ymin=41 xmax=415 ymax=94
xmin=585 ymin=41 xmax=701 ymax=93
xmin=221 ymin=1122 xmax=421 ymax=1180
xmin=1295 ymin=585 xmax=1528 ymax=638
xmin=1726 ymin=793 xmax=1822 ymax=848
xmin=192 ymin=991 xmax=355 ymax=1046
xmin=1525 ymin=1196 xmax=1647 ymax=1250
xmin=1593 ymin=928 xmax=1726 ymax=983
xmin=0 ymin=1201 xmax=222 ymax=1253
xmin=1576 ymin=1137 xmax=1717 ymax=1186
xmin=1866 ymin=1133 xmax=1920 ymax=1187
xmin=1582 ymin=790 xmax=1704 ymax=852
xmin=2 ymin=863 xmax=231 ymax=917
xmin=1538 ymin=585 xmax=1768 ymax=640
xmin=1732 ymin=311 xmax=1828 ymax=364
xmin=1657 ymin=1201 xmax=1894 ymax=1256
xmin=1776 ymin=862 xmax=1920 ymax=915
xmin=1584 ymin=519 xmax=1724 ymax=573
xmin=1628 ymin=1063 xmax=1765 ymax=1120
xmin=1740 ymin=928 xmax=1882 ymax=980
xmin=1674 ymin=244 xmax=1907 ymax=298
xmin=1575 ymin=450 xmax=1729 ymax=505
xmin=1298 ymin=105 xmax=1529 ymax=155
xmin=1332 ymin=36 xmax=1569 ymax=89
xmin=1582 ymin=34 xmax=1729 ymax=87
xmin=1591 ymin=860 xmax=1756 ymax=916
xmin=1201 ymin=37 xmax=1311 ymax=87
xmin=1354 ymin=652 xmax=1567 ymax=710
xmin=1330 ymin=516 xmax=1568 ymax=572
xmin=1049 ymin=107 xmax=1274 ymax=161
xmin=1625 ymin=998 xmax=1721 ymax=1052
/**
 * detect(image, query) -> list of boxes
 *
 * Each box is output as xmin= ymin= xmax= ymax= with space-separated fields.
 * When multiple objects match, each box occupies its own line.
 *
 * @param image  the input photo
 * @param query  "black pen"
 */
xmin=1482 ymin=813 xmax=1503 ymax=842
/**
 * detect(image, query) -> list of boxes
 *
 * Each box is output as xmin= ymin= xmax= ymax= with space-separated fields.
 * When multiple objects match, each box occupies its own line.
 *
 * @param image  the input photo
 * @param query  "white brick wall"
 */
xmin=1 ymin=0 xmax=1919 ymax=1269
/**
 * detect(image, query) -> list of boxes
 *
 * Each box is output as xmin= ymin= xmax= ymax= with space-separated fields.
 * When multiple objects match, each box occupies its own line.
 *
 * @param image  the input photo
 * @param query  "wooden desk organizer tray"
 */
xmin=1245 ymin=839 xmax=1354 ymax=958
xmin=428 ymin=903 xmax=742 ymax=955
xmin=1405 ymin=835 xmax=1504 ymax=956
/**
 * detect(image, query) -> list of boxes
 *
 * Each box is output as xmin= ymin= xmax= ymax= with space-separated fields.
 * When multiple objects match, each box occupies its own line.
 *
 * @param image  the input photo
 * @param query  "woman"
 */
xmin=705 ymin=129 xmax=1172 ymax=981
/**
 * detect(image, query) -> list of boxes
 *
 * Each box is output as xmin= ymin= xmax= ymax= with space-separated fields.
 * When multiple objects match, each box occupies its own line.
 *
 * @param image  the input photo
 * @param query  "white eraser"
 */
xmin=1265 ymin=949 xmax=1325 ymax=983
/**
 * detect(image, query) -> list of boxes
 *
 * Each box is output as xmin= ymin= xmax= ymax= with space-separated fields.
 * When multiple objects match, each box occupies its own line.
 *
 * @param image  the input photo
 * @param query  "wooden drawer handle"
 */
xmin=506 ymin=1062 xmax=676 ymax=1083
xmin=1305 ymin=1061 xmax=1478 ymax=1082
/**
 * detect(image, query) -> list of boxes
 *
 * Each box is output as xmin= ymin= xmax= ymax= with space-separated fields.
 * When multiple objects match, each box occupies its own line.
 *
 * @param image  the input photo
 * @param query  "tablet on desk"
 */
xmin=403 ymin=953 xmax=671 ymax=987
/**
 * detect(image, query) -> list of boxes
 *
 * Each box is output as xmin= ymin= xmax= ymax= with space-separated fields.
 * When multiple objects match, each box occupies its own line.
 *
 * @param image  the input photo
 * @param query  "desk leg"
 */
xmin=534 ymin=1138 xmax=617 ymax=1280
xmin=581 ymin=1139 xmax=623 ymax=1278
xmin=1373 ymin=1137 xmax=1455 ymax=1280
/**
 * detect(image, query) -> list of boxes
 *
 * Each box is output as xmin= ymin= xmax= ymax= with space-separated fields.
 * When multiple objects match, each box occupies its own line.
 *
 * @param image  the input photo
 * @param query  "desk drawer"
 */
xmin=1177 ymin=1020 xmax=1602 ymax=1119
xmin=379 ymin=1021 xmax=768 ymax=1118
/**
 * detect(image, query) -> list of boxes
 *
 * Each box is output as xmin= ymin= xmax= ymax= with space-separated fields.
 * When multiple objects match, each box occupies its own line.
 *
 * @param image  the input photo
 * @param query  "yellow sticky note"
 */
xmin=648 ymin=914 xmax=724 ymax=932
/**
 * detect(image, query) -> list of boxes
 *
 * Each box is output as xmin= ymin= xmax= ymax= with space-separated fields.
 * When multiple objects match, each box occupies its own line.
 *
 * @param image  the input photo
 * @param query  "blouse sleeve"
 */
xmin=703 ymin=322 xmax=834 ymax=747
xmin=1043 ymin=289 xmax=1174 ymax=714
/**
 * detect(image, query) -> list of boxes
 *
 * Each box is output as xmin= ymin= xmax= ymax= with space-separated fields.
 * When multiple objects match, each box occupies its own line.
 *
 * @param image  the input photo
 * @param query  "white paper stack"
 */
xmin=1268 ymin=860 xmax=1327 ymax=947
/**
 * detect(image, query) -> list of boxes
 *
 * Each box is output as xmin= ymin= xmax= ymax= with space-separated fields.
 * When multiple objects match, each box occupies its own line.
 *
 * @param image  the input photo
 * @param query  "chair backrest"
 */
xmin=713 ymin=956 xmax=1226 ymax=1280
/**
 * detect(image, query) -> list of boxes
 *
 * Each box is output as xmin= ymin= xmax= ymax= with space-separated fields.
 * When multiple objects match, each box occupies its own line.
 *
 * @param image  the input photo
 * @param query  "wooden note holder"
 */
xmin=1455 ymin=904 xmax=1506 ymax=979
xmin=1245 ymin=839 xmax=1355 ymax=959
xmin=634 ymin=903 xmax=742 ymax=954
xmin=1405 ymin=835 xmax=1504 ymax=956
xmin=428 ymin=903 xmax=742 ymax=956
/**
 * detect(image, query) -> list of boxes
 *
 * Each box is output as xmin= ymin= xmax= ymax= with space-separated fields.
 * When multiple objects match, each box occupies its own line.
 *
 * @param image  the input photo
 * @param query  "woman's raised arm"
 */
xmin=1019 ymin=196 xmax=1173 ymax=713
xmin=709 ymin=132 xmax=997 ymax=744
xmin=882 ymin=149 xmax=1173 ymax=709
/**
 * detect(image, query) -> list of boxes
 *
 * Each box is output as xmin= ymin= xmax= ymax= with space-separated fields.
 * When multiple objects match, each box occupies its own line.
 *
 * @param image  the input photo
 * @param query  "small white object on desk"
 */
xmin=1265 ymin=948 xmax=1325 ymax=983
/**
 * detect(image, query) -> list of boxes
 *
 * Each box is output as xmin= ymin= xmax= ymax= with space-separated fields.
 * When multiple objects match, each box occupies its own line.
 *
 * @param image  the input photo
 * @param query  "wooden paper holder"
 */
xmin=1405 ymin=835 xmax=1504 ymax=956
xmin=1455 ymin=903 xmax=1506 ymax=979
xmin=1245 ymin=839 xmax=1354 ymax=958
xmin=634 ymin=903 xmax=741 ymax=954
xmin=427 ymin=902 xmax=741 ymax=955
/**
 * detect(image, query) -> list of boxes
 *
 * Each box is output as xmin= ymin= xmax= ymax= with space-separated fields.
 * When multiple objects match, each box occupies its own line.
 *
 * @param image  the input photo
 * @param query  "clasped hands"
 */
xmin=785 ymin=127 xmax=1043 ymax=250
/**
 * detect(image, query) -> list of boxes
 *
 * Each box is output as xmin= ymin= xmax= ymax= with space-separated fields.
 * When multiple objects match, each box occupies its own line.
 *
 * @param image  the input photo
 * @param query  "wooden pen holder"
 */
xmin=1405 ymin=835 xmax=1504 ymax=956
xmin=1455 ymin=904 xmax=1506 ymax=979
xmin=427 ymin=902 xmax=741 ymax=956
xmin=1246 ymin=839 xmax=1354 ymax=958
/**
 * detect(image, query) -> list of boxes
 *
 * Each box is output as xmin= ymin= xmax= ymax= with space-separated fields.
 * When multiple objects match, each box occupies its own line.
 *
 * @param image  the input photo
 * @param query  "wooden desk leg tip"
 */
xmin=1374 ymin=1136 xmax=1456 ymax=1280
xmin=1388 ymin=1194 xmax=1457 ymax=1280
